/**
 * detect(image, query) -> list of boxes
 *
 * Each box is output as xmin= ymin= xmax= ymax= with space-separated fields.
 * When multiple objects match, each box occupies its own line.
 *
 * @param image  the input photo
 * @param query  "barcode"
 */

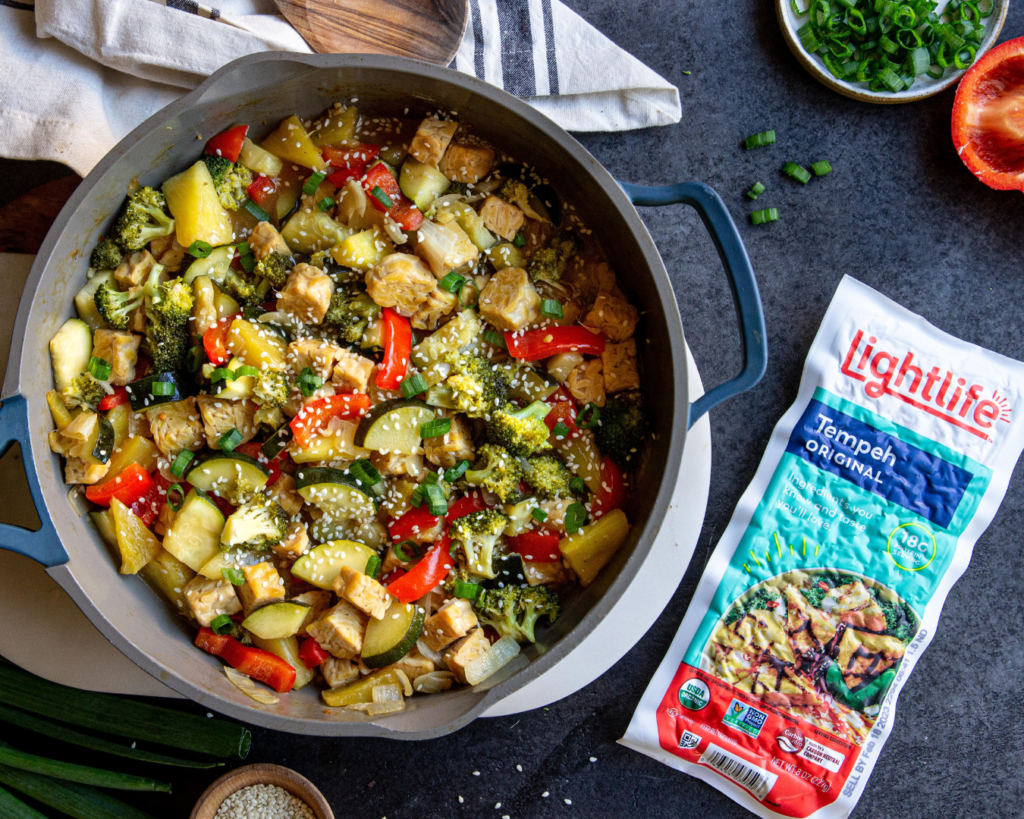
xmin=699 ymin=744 xmax=778 ymax=801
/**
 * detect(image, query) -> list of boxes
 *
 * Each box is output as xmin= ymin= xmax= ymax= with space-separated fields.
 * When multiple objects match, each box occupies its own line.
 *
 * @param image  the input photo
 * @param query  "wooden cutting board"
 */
xmin=0 ymin=175 xmax=81 ymax=255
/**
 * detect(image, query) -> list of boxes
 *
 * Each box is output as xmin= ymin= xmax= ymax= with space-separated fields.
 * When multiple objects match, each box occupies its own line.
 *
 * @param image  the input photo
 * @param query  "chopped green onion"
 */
xmin=541 ymin=299 xmax=563 ymax=319
xmin=394 ymin=541 xmax=420 ymax=562
xmin=423 ymin=482 xmax=448 ymax=516
xmin=302 ymin=171 xmax=327 ymax=196
xmin=238 ymin=252 xmax=256 ymax=273
xmin=744 ymin=130 xmax=776 ymax=150
xmin=364 ymin=554 xmax=382 ymax=580
xmin=150 ymin=381 xmax=174 ymax=396
xmin=811 ymin=160 xmax=833 ymax=176
xmin=453 ymin=579 xmax=481 ymax=600
xmin=531 ymin=508 xmax=548 ymax=522
xmin=296 ymin=367 xmax=323 ymax=397
xmin=484 ymin=329 xmax=507 ymax=349
xmin=746 ymin=182 xmax=766 ymax=200
xmin=513 ymin=232 xmax=526 ymax=248
xmin=570 ymin=477 xmax=586 ymax=494
xmin=218 ymin=428 xmax=242 ymax=452
xmin=457 ymin=282 xmax=479 ymax=309
xmin=409 ymin=487 xmax=424 ymax=508
xmin=317 ymin=196 xmax=336 ymax=212
xmin=400 ymin=373 xmax=428 ymax=398
xmin=552 ymin=421 xmax=570 ymax=438
xmin=0 ymin=745 xmax=171 ymax=792
xmin=87 ymin=357 xmax=111 ymax=381
xmin=210 ymin=614 xmax=235 ymax=635
xmin=233 ymin=365 xmax=258 ymax=379
xmin=577 ymin=402 xmax=601 ymax=429
xmin=166 ymin=483 xmax=184 ymax=512
xmin=371 ymin=186 xmax=394 ymax=209
xmin=564 ymin=502 xmax=587 ymax=535
xmin=211 ymin=368 xmax=235 ymax=383
xmin=241 ymin=198 xmax=270 ymax=222
xmin=439 ymin=271 xmax=466 ymax=293
xmin=782 ymin=161 xmax=812 ymax=184
xmin=222 ymin=567 xmax=245 ymax=586
xmin=188 ymin=240 xmax=213 ymax=259
xmin=420 ymin=418 xmax=451 ymax=439
xmin=170 ymin=450 xmax=194 ymax=477
xmin=236 ymin=241 xmax=251 ymax=257
xmin=751 ymin=208 xmax=780 ymax=225
xmin=445 ymin=460 xmax=469 ymax=482
xmin=350 ymin=459 xmax=382 ymax=490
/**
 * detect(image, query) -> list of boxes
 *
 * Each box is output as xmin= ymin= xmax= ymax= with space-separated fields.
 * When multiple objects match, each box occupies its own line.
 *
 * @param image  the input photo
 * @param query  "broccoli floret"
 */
xmin=253 ymin=252 xmax=294 ymax=289
xmin=324 ymin=284 xmax=382 ymax=345
xmin=94 ymin=283 xmax=145 ymax=330
xmin=144 ymin=272 xmax=193 ymax=373
xmin=594 ymin=391 xmax=648 ymax=467
xmin=61 ymin=374 xmax=110 ymax=411
xmin=202 ymin=155 xmax=254 ymax=211
xmin=724 ymin=587 xmax=783 ymax=626
xmin=499 ymin=179 xmax=531 ymax=207
xmin=445 ymin=181 xmax=470 ymax=197
xmin=220 ymin=492 xmax=287 ymax=551
xmin=487 ymin=400 xmax=552 ymax=457
xmin=254 ymin=405 xmax=285 ymax=432
xmin=113 ymin=187 xmax=175 ymax=252
xmin=182 ymin=245 xmax=263 ymax=306
xmin=463 ymin=444 xmax=525 ymax=504
xmin=523 ymin=454 xmax=574 ymax=499
xmin=90 ymin=239 xmax=123 ymax=271
xmin=528 ymin=233 xmax=581 ymax=284
xmin=475 ymin=585 xmax=560 ymax=644
xmin=449 ymin=508 xmax=509 ymax=579
xmin=254 ymin=369 xmax=289 ymax=408
xmin=427 ymin=353 xmax=509 ymax=418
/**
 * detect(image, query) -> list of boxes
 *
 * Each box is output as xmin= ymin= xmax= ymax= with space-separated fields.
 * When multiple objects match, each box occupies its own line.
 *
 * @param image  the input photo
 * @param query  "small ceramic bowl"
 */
xmin=776 ymin=0 xmax=1008 ymax=103
xmin=190 ymin=764 xmax=334 ymax=819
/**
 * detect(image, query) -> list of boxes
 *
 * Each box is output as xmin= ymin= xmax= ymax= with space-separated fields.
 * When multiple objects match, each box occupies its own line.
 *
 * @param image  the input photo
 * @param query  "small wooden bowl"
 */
xmin=190 ymin=764 xmax=334 ymax=819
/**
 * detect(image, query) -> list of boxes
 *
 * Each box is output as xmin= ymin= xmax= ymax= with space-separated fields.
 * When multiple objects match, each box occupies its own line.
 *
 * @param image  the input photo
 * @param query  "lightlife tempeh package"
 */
xmin=621 ymin=276 xmax=1024 ymax=817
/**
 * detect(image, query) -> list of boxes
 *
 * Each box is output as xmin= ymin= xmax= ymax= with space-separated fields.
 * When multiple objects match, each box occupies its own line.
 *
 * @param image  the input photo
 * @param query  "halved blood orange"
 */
xmin=952 ymin=37 xmax=1024 ymax=191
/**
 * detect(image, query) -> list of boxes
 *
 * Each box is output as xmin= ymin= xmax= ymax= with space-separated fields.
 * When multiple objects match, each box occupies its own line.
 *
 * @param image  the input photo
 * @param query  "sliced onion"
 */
xmin=67 ymin=485 xmax=91 ymax=516
xmin=382 ymin=214 xmax=408 ymax=246
xmin=367 ymin=698 xmax=406 ymax=716
xmin=465 ymin=635 xmax=521 ymax=686
xmin=413 ymin=671 xmax=456 ymax=694
xmin=394 ymin=668 xmax=413 ymax=697
xmin=371 ymin=683 xmax=404 ymax=704
xmin=416 ymin=639 xmax=443 ymax=665
xmin=223 ymin=666 xmax=279 ymax=705
xmin=336 ymin=179 xmax=366 ymax=226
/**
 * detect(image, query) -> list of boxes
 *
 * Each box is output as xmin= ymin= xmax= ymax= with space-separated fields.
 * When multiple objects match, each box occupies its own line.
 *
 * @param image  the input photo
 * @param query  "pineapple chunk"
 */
xmin=261 ymin=114 xmax=328 ymax=171
xmin=140 ymin=548 xmax=196 ymax=616
xmin=330 ymin=228 xmax=388 ymax=272
xmin=162 ymin=161 xmax=234 ymax=248
xmin=110 ymin=499 xmax=162 ymax=575
xmin=226 ymin=319 xmax=288 ymax=371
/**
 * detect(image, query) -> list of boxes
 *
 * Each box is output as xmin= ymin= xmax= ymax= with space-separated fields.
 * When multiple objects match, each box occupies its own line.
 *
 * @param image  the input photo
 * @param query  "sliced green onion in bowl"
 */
xmin=552 ymin=421 xmax=570 ymax=438
xmin=577 ymin=402 xmax=601 ymax=429
xmin=394 ymin=541 xmax=420 ymax=562
xmin=87 ymin=357 xmax=111 ymax=381
xmin=423 ymin=482 xmax=448 ymax=515
xmin=420 ymin=418 xmax=451 ymax=439
xmin=400 ymin=373 xmax=428 ymax=398
xmin=166 ymin=483 xmax=184 ymax=512
xmin=188 ymin=240 xmax=213 ymax=259
xmin=210 ymin=368 xmax=235 ymax=383
xmin=350 ymin=459 xmax=383 ymax=490
xmin=236 ymin=241 xmax=251 ymax=257
xmin=233 ymin=365 xmax=259 ymax=379
xmin=564 ymin=502 xmax=587 ymax=534
xmin=453 ymin=579 xmax=481 ymax=600
xmin=317 ymin=196 xmax=336 ymax=212
xmin=296 ymin=367 xmax=323 ymax=398
xmin=302 ymin=171 xmax=327 ymax=196
xmin=484 ymin=330 xmax=507 ymax=349
xmin=569 ymin=477 xmax=586 ymax=494
xmin=512 ymin=232 xmax=526 ymax=248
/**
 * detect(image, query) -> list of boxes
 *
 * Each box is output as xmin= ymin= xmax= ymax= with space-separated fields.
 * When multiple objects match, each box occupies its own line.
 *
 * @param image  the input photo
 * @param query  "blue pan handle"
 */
xmin=0 ymin=394 xmax=69 ymax=567
xmin=620 ymin=181 xmax=768 ymax=429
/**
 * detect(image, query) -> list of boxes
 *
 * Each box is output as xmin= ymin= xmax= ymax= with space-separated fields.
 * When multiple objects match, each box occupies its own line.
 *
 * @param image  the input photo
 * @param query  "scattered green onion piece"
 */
xmin=400 ymin=372 xmax=428 ymax=398
xmin=150 ymin=381 xmax=174 ymax=396
xmin=222 ymin=567 xmax=245 ymax=586
xmin=211 ymin=368 xmax=235 ymax=383
xmin=564 ymin=502 xmax=587 ymax=535
xmin=302 ymin=171 xmax=327 ymax=196
xmin=350 ymin=459 xmax=382 ymax=490
xmin=570 ymin=477 xmax=586 ymax=494
xmin=453 ymin=579 xmax=481 ymax=601
xmin=241 ymin=198 xmax=270 ymax=222
xmin=233 ymin=365 xmax=259 ymax=379
xmin=170 ymin=450 xmax=194 ymax=478
xmin=744 ymin=129 xmax=777 ymax=150
xmin=552 ymin=421 xmax=570 ymax=438
xmin=811 ymin=160 xmax=833 ymax=176
xmin=531 ymin=508 xmax=548 ymax=522
xmin=751 ymin=208 xmax=780 ymax=225
xmin=423 ymin=482 xmax=447 ymax=516
xmin=188 ymin=240 xmax=213 ymax=259
xmin=364 ymin=554 xmax=382 ymax=580
xmin=782 ymin=161 xmax=812 ymax=185
xmin=577 ymin=402 xmax=601 ymax=429
xmin=296 ymin=367 xmax=323 ymax=398
xmin=409 ymin=487 xmax=424 ymax=508
xmin=541 ymin=299 xmax=564 ymax=319
xmin=87 ymin=357 xmax=111 ymax=381
xmin=513 ymin=232 xmax=526 ymax=248
xmin=238 ymin=252 xmax=256 ymax=273
xmin=236 ymin=241 xmax=251 ymax=257
xmin=166 ymin=483 xmax=184 ymax=512
xmin=484 ymin=329 xmax=507 ymax=349
xmin=371 ymin=186 xmax=393 ymax=209
xmin=218 ymin=428 xmax=242 ymax=452
xmin=420 ymin=418 xmax=451 ymax=439
xmin=210 ymin=614 xmax=235 ymax=635
xmin=394 ymin=541 xmax=419 ymax=562
xmin=439 ymin=271 xmax=466 ymax=293
xmin=746 ymin=181 xmax=766 ymax=200
xmin=317 ymin=196 xmax=336 ymax=212
xmin=445 ymin=460 xmax=469 ymax=483
xmin=457 ymin=282 xmax=479 ymax=308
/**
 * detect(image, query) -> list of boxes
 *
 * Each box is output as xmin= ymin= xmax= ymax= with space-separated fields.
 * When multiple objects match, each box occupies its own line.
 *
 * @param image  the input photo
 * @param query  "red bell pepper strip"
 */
xmin=298 ymin=638 xmax=330 ymax=669
xmin=387 ymin=537 xmax=453 ymax=604
xmin=362 ymin=162 xmax=424 ymax=231
xmin=327 ymin=167 xmax=366 ymax=187
xmin=375 ymin=308 xmax=412 ymax=391
xmin=322 ymin=143 xmax=379 ymax=169
xmin=289 ymin=393 xmax=372 ymax=447
xmin=507 ymin=530 xmax=562 ymax=562
xmin=505 ymin=326 xmax=606 ymax=361
xmin=592 ymin=456 xmax=627 ymax=519
xmin=545 ymin=400 xmax=580 ymax=437
xmin=202 ymin=313 xmax=240 ymax=367
xmin=194 ymin=627 xmax=296 ymax=693
xmin=97 ymin=386 xmax=129 ymax=412
xmin=246 ymin=176 xmax=276 ymax=207
xmin=85 ymin=463 xmax=156 ymax=508
xmin=234 ymin=442 xmax=282 ymax=486
xmin=130 ymin=483 xmax=163 ymax=527
xmin=204 ymin=125 xmax=249 ymax=164
xmin=445 ymin=493 xmax=487 ymax=522
xmin=388 ymin=505 xmax=441 ymax=543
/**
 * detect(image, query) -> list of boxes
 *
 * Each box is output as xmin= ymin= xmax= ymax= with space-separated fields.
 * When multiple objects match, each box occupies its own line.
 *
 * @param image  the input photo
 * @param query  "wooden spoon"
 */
xmin=274 ymin=0 xmax=469 ymax=65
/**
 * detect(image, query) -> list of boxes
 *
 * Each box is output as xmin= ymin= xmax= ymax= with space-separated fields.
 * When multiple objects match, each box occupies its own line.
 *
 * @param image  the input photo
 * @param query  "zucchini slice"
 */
xmin=125 ymin=372 xmax=196 ymax=411
xmin=261 ymin=425 xmax=293 ymax=461
xmin=399 ymin=157 xmax=450 ymax=212
xmin=361 ymin=598 xmax=425 ymax=669
xmin=295 ymin=467 xmax=376 ymax=518
xmin=321 ymin=667 xmax=408 ymax=707
xmin=48 ymin=319 xmax=93 ymax=393
xmin=353 ymin=399 xmax=436 ymax=455
xmin=242 ymin=602 xmax=311 ymax=640
xmin=162 ymin=488 xmax=226 ymax=572
xmin=290 ymin=540 xmax=377 ymax=590
xmin=186 ymin=452 xmax=270 ymax=500
xmin=74 ymin=271 xmax=114 ymax=330
xmin=197 ymin=548 xmax=264 ymax=580
xmin=82 ymin=414 xmax=115 ymax=465
xmin=507 ymin=367 xmax=560 ymax=404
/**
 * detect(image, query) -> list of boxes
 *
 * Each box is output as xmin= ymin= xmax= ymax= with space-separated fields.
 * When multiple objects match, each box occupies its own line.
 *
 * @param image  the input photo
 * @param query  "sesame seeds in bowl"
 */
xmin=190 ymin=764 xmax=333 ymax=819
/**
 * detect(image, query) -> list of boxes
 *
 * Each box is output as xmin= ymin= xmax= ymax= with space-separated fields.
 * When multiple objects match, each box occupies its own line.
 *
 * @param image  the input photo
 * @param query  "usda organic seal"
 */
xmin=678 ymin=678 xmax=710 ymax=711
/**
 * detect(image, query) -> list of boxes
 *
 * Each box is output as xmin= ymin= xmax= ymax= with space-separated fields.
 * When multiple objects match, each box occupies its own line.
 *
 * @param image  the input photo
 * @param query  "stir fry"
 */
xmin=46 ymin=104 xmax=648 ymax=710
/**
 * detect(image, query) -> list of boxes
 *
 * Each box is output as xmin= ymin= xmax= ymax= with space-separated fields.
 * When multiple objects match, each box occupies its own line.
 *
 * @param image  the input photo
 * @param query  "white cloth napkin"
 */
xmin=0 ymin=0 xmax=681 ymax=177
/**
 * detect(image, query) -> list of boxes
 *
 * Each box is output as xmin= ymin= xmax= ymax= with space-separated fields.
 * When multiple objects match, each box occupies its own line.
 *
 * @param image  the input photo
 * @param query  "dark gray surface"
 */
xmin=4 ymin=1 xmax=1024 ymax=817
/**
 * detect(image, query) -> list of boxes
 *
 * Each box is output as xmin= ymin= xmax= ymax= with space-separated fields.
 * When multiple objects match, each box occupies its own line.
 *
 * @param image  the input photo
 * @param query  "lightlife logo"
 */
xmin=840 ymin=329 xmax=1012 ymax=441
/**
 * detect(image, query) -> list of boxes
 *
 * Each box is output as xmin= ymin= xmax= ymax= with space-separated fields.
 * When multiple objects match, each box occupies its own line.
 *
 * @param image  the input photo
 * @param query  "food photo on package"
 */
xmin=621 ymin=275 xmax=1024 ymax=818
